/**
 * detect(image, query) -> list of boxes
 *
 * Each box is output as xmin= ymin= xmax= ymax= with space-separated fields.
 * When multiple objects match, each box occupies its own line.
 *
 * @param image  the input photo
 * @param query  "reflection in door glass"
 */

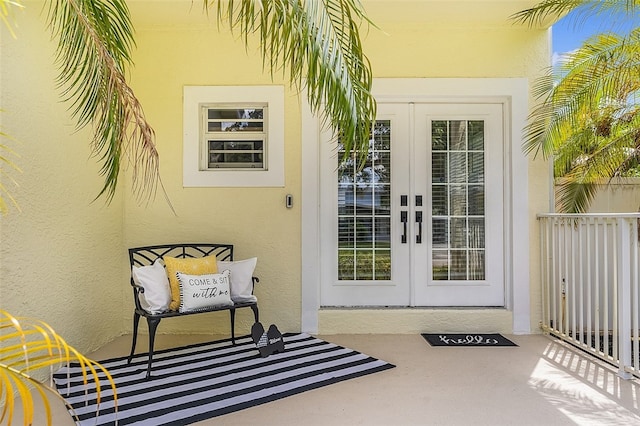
xmin=431 ymin=120 xmax=485 ymax=280
xmin=337 ymin=121 xmax=392 ymax=281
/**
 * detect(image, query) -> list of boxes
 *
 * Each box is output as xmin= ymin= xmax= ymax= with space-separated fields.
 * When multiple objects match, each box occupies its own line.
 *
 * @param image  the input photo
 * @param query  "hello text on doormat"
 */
xmin=421 ymin=333 xmax=518 ymax=347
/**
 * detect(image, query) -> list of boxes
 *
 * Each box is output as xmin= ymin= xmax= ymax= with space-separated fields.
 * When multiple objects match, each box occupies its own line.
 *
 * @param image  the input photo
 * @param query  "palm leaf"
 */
xmin=511 ymin=0 xmax=640 ymax=27
xmin=515 ymin=0 xmax=639 ymax=212
xmin=46 ymin=0 xmax=166 ymax=207
xmin=0 ymin=310 xmax=118 ymax=425
xmin=209 ymin=0 xmax=376 ymax=161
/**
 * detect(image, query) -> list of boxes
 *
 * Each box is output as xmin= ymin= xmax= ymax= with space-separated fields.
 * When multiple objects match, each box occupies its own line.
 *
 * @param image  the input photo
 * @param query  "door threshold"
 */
xmin=320 ymin=306 xmax=507 ymax=310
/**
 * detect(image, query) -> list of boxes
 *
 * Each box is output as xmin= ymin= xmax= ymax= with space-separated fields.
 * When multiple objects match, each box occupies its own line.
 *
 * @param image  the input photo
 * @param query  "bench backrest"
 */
xmin=129 ymin=243 xmax=234 ymax=270
xmin=128 ymin=243 xmax=235 ymax=314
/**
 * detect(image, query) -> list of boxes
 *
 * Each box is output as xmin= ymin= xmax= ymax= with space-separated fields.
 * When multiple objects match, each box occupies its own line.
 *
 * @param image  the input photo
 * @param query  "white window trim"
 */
xmin=184 ymin=85 xmax=285 ymax=187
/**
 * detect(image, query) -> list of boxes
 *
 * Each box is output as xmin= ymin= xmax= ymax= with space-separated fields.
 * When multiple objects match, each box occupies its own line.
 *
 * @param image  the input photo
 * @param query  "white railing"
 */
xmin=538 ymin=213 xmax=640 ymax=379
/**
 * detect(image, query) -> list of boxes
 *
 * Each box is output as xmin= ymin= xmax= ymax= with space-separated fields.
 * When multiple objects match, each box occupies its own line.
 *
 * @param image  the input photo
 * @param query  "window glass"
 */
xmin=202 ymin=106 xmax=267 ymax=170
xmin=337 ymin=120 xmax=392 ymax=281
xmin=183 ymin=85 xmax=284 ymax=187
xmin=431 ymin=119 xmax=486 ymax=281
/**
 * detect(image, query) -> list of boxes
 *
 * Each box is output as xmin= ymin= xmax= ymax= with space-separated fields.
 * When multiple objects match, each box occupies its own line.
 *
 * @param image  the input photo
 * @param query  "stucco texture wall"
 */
xmin=0 ymin=3 xmax=125 ymax=352
xmin=0 ymin=0 xmax=551 ymax=346
xmin=122 ymin=3 xmax=550 ymax=335
xmin=121 ymin=10 xmax=302 ymax=335
xmin=578 ymin=178 xmax=640 ymax=213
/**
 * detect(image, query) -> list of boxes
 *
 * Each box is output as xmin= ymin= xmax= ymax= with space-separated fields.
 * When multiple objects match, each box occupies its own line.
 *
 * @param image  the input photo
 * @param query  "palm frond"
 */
xmin=0 ymin=310 xmax=117 ymax=425
xmin=209 ymin=0 xmax=376 ymax=160
xmin=511 ymin=0 xmax=640 ymax=27
xmin=555 ymin=178 xmax=599 ymax=213
xmin=518 ymin=0 xmax=640 ymax=213
xmin=527 ymin=30 xmax=640 ymax=150
xmin=46 ymin=0 xmax=167 ymax=208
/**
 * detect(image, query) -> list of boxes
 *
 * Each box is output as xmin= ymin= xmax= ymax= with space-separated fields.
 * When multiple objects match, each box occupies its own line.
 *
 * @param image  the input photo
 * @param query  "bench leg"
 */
xmin=251 ymin=304 xmax=259 ymax=323
xmin=127 ymin=312 xmax=141 ymax=364
xmin=145 ymin=317 xmax=161 ymax=380
xmin=229 ymin=308 xmax=236 ymax=345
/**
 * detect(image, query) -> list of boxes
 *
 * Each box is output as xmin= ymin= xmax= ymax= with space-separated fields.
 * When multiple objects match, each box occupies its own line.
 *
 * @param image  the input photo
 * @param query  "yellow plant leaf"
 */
xmin=0 ymin=310 xmax=118 ymax=425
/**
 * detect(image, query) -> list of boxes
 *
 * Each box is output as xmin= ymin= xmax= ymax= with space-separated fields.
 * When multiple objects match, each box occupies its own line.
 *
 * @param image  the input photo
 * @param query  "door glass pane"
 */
xmin=450 ymin=185 xmax=467 ymax=216
xmin=432 ymin=185 xmax=448 ymax=216
xmin=469 ymin=251 xmax=486 ymax=280
xmin=355 ymin=187 xmax=374 ymax=216
xmin=375 ymin=250 xmax=392 ymax=280
xmin=468 ymin=121 xmax=484 ymax=150
xmin=376 ymin=185 xmax=391 ymax=216
xmin=432 ymin=250 xmax=449 ymax=280
xmin=468 ymin=185 xmax=485 ymax=216
xmin=355 ymin=217 xmax=373 ymax=246
xmin=468 ymin=218 xmax=485 ymax=249
xmin=338 ymin=217 xmax=354 ymax=248
xmin=450 ymin=218 xmax=467 ymax=248
xmin=449 ymin=152 xmax=466 ymax=183
xmin=432 ymin=153 xmax=448 ymax=183
xmin=431 ymin=119 xmax=486 ymax=281
xmin=338 ymin=120 xmax=392 ymax=281
xmin=356 ymin=250 xmax=375 ymax=280
xmin=432 ymin=121 xmax=448 ymax=150
xmin=468 ymin=152 xmax=484 ymax=183
xmin=375 ymin=217 xmax=391 ymax=248
xmin=338 ymin=183 xmax=354 ymax=215
xmin=338 ymin=250 xmax=355 ymax=280
xmin=450 ymin=250 xmax=467 ymax=280
xmin=432 ymin=218 xmax=448 ymax=247
xmin=449 ymin=121 xmax=467 ymax=150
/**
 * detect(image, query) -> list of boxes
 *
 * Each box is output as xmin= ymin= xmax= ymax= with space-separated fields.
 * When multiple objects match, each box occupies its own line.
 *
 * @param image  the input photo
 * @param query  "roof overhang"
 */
xmin=126 ymin=0 xmax=559 ymax=29
xmin=362 ymin=0 xmax=557 ymax=28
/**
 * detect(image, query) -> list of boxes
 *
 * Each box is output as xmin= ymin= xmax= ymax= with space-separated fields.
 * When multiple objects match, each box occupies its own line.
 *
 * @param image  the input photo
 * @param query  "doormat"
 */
xmin=421 ymin=333 xmax=518 ymax=347
xmin=53 ymin=333 xmax=395 ymax=426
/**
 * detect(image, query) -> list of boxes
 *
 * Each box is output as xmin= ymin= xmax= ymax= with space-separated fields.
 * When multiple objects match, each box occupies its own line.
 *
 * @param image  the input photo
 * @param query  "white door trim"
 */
xmin=301 ymin=78 xmax=531 ymax=334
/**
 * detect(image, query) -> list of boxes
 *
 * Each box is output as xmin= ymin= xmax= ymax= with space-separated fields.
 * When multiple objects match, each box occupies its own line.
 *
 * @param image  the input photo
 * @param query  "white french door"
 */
xmin=320 ymin=102 xmax=505 ymax=307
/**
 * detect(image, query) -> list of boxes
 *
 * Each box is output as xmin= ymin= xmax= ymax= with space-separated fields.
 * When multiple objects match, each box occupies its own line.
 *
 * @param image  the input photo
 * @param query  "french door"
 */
xmin=320 ymin=102 xmax=505 ymax=307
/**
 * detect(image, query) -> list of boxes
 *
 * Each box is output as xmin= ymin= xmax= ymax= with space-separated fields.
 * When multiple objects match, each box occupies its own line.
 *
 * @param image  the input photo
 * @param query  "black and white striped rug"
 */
xmin=53 ymin=333 xmax=395 ymax=425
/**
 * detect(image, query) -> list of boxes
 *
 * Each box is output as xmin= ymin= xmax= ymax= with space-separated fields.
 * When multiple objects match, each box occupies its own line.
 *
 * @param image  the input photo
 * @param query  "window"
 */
xmin=431 ymin=119 xmax=486 ymax=281
xmin=202 ymin=106 xmax=266 ymax=170
xmin=184 ymin=86 xmax=284 ymax=187
xmin=337 ymin=120 xmax=392 ymax=281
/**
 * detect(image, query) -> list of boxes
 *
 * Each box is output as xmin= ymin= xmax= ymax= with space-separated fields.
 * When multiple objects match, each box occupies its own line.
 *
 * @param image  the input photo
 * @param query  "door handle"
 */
xmin=401 ymin=211 xmax=408 ymax=244
xmin=416 ymin=211 xmax=423 ymax=244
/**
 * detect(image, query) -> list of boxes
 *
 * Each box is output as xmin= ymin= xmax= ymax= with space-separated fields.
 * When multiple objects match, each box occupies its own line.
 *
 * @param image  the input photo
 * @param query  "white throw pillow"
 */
xmin=217 ymin=257 xmax=258 ymax=303
xmin=177 ymin=270 xmax=234 ymax=313
xmin=131 ymin=259 xmax=171 ymax=314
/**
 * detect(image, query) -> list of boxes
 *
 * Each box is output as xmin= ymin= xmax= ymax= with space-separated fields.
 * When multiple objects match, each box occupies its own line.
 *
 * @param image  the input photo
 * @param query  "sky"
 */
xmin=551 ymin=8 xmax=636 ymax=62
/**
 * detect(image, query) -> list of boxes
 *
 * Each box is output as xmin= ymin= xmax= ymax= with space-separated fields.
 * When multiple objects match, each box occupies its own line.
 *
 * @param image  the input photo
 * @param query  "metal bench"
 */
xmin=128 ymin=243 xmax=259 ymax=378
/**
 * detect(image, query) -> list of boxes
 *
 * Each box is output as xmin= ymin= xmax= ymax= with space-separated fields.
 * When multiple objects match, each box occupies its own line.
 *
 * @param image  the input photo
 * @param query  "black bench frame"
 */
xmin=128 ymin=243 xmax=259 ymax=378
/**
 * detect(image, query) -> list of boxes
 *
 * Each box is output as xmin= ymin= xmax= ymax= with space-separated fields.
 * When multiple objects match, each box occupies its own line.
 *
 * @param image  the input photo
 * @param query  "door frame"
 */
xmin=301 ymin=78 xmax=531 ymax=334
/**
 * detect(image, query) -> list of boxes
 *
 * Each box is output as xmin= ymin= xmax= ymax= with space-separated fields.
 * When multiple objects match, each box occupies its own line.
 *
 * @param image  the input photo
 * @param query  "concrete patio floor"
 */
xmin=33 ymin=333 xmax=640 ymax=425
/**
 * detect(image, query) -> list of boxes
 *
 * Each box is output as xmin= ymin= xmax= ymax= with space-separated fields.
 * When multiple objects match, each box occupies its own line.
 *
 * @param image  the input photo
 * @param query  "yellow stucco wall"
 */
xmin=0 ymin=3 xmax=125 ymax=352
xmin=122 ymin=2 xmax=550 ymax=335
xmin=572 ymin=178 xmax=640 ymax=213
xmin=121 ymin=22 xmax=302 ymax=334
xmin=0 ymin=0 xmax=550 ymax=352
